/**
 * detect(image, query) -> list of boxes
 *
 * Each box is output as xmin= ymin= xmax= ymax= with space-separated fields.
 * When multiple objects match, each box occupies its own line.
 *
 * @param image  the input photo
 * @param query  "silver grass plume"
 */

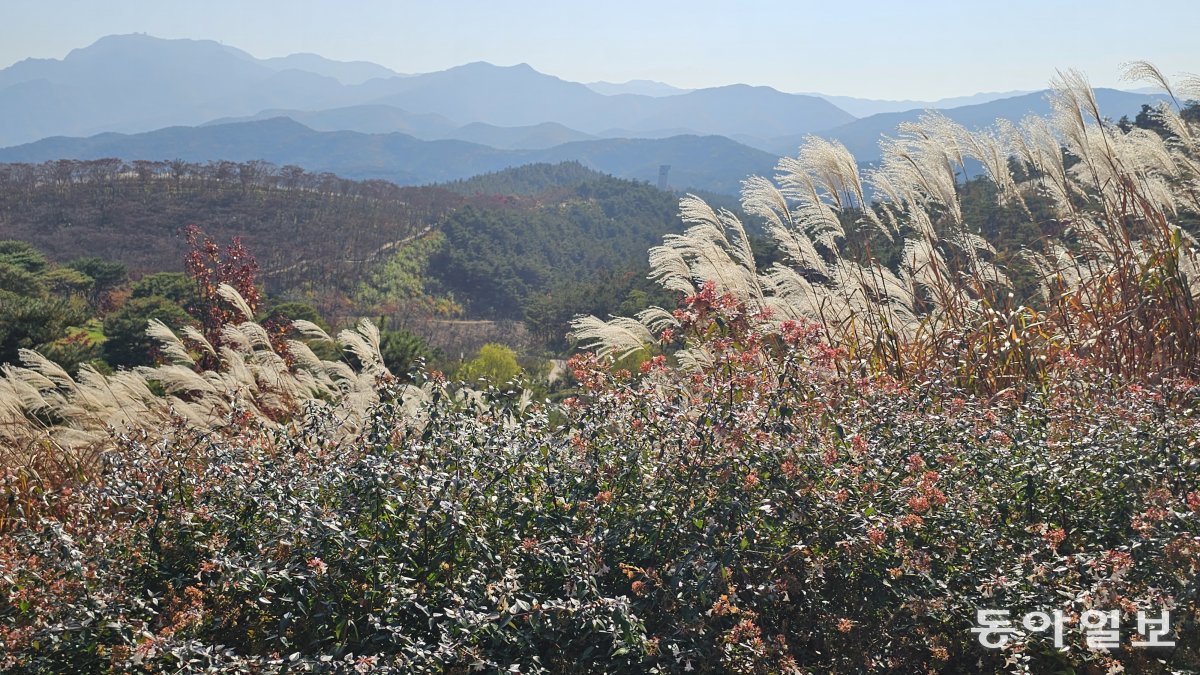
xmin=180 ymin=325 xmax=216 ymax=357
xmin=636 ymin=307 xmax=680 ymax=334
xmin=292 ymin=319 xmax=335 ymax=342
xmin=146 ymin=320 xmax=195 ymax=366
xmin=742 ymin=175 xmax=828 ymax=273
xmin=568 ymin=315 xmax=654 ymax=360
xmin=217 ymin=283 xmax=255 ymax=322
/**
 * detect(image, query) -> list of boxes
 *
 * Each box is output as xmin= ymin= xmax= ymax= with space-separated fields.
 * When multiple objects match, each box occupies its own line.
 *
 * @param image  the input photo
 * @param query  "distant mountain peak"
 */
xmin=68 ymin=33 xmax=254 ymax=60
xmin=451 ymin=61 xmax=542 ymax=75
xmin=586 ymin=79 xmax=692 ymax=97
xmin=704 ymin=83 xmax=782 ymax=94
xmin=260 ymin=51 xmax=400 ymax=84
xmin=456 ymin=60 xmax=510 ymax=70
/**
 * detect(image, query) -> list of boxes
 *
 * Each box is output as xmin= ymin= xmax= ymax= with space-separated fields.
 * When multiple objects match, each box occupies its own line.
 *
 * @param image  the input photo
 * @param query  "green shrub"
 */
xmin=457 ymin=342 xmax=522 ymax=386
xmin=102 ymin=295 xmax=193 ymax=367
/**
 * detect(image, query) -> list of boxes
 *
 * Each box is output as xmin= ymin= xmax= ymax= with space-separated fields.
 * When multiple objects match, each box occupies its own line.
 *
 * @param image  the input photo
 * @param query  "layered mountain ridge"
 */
xmin=0 ymin=34 xmax=1170 ymax=193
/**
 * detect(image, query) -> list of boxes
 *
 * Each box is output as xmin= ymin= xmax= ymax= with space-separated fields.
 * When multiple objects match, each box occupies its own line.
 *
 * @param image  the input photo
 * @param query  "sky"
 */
xmin=1 ymin=0 xmax=1197 ymax=100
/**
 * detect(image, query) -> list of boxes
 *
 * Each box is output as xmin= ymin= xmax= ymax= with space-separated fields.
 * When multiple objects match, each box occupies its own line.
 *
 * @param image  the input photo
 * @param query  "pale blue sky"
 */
xmin=1 ymin=0 xmax=1196 ymax=100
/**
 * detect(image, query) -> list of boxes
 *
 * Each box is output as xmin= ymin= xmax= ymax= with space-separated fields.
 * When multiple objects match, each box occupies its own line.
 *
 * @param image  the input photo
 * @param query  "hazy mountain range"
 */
xmin=0 ymin=118 xmax=779 ymax=195
xmin=0 ymin=34 xmax=1172 ymax=193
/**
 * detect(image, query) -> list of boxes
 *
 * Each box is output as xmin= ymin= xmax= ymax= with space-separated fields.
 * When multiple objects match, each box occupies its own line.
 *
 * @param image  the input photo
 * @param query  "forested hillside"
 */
xmin=431 ymin=171 xmax=680 ymax=317
xmin=0 ymin=159 xmax=461 ymax=295
xmin=0 ymin=159 xmax=695 ymax=360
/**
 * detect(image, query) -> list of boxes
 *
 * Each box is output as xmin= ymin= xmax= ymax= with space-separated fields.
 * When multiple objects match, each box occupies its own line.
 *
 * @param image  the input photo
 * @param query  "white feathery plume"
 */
xmin=636 ymin=307 xmax=680 ymax=334
xmin=1054 ymin=69 xmax=1105 ymax=129
xmin=1121 ymin=60 xmax=1176 ymax=101
xmin=568 ymin=315 xmax=653 ymax=360
xmin=655 ymin=230 xmax=749 ymax=301
xmin=671 ymin=195 xmax=761 ymax=300
xmin=826 ymin=260 xmax=872 ymax=319
xmin=1172 ymin=226 xmax=1200 ymax=296
xmin=138 ymin=365 xmax=217 ymax=396
xmin=356 ymin=317 xmax=382 ymax=354
xmin=247 ymin=348 xmax=299 ymax=401
xmin=236 ymin=321 xmax=275 ymax=351
xmin=890 ymin=115 xmax=966 ymax=224
xmin=4 ymin=363 xmax=52 ymax=395
xmin=901 ymin=237 xmax=949 ymax=296
xmin=18 ymin=349 xmax=76 ymax=390
xmin=648 ymin=242 xmax=696 ymax=295
xmin=1019 ymin=249 xmax=1057 ymax=301
xmin=292 ymin=319 xmax=334 ymax=342
xmin=217 ymin=346 xmax=257 ymax=393
xmin=957 ymin=125 xmax=1020 ymax=207
xmin=83 ymin=367 xmax=157 ymax=411
xmin=969 ymin=258 xmax=1012 ymax=290
xmin=179 ymin=325 xmax=216 ymax=357
xmin=741 ymin=175 xmax=794 ymax=232
xmin=145 ymin=319 xmax=195 ymax=366
xmin=800 ymin=136 xmax=871 ymax=213
xmin=742 ymin=175 xmax=834 ymax=271
xmin=217 ymin=283 xmax=255 ymax=322
xmin=219 ymin=324 xmax=252 ymax=351
xmin=720 ymin=208 xmax=760 ymax=298
xmin=1177 ymin=73 xmax=1200 ymax=101
xmin=49 ymin=428 xmax=104 ymax=450
xmin=951 ymin=230 xmax=997 ymax=256
xmin=323 ymin=360 xmax=357 ymax=387
xmin=1140 ymin=174 xmax=1178 ymax=217
xmin=758 ymin=294 xmax=805 ymax=322
xmin=760 ymin=264 xmax=822 ymax=319
xmin=861 ymin=262 xmax=916 ymax=310
xmin=338 ymin=319 xmax=388 ymax=375
xmin=286 ymin=339 xmax=328 ymax=375
xmin=775 ymin=156 xmax=845 ymax=250
xmin=1010 ymin=114 xmax=1075 ymax=215
xmin=1157 ymin=104 xmax=1199 ymax=150
xmin=674 ymin=346 xmax=715 ymax=372
xmin=289 ymin=368 xmax=322 ymax=398
xmin=1 ymin=368 xmax=52 ymax=415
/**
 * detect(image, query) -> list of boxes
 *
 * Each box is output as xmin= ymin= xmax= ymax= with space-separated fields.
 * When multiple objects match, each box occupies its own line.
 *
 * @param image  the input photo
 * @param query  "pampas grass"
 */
xmin=574 ymin=63 xmax=1200 ymax=391
xmin=0 ymin=287 xmax=428 ymax=473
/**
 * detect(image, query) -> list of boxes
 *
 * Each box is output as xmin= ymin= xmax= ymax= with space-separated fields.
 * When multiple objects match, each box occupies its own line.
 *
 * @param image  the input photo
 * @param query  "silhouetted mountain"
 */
xmin=631 ymin=85 xmax=855 ymax=142
xmin=204 ymin=105 xmax=459 ymax=137
xmin=0 ymin=34 xmax=354 ymax=145
xmin=364 ymin=61 xmax=604 ymax=127
xmin=809 ymin=90 xmax=1035 ymax=117
xmin=771 ymin=88 xmax=1171 ymax=160
xmin=359 ymin=61 xmax=856 ymax=141
xmin=0 ymin=36 xmax=856 ymax=148
xmin=0 ymin=118 xmax=777 ymax=194
xmin=259 ymin=53 xmax=402 ymax=84
xmin=595 ymin=127 xmax=704 ymax=140
xmin=535 ymin=135 xmax=776 ymax=195
xmin=445 ymin=122 xmax=597 ymax=150
xmin=0 ymin=33 xmax=1172 ymax=180
xmin=587 ymin=80 xmax=693 ymax=97
xmin=206 ymin=106 xmax=593 ymax=150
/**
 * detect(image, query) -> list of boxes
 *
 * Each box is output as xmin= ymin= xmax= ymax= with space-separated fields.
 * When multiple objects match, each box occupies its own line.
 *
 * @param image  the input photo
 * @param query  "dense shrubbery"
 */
xmin=2 ymin=291 xmax=1198 ymax=672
